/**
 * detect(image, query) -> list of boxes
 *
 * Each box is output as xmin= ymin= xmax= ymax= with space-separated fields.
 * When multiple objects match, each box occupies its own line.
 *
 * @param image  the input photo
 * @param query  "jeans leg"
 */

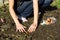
xmin=20 ymin=0 xmax=44 ymax=18
xmin=17 ymin=1 xmax=32 ymax=15
xmin=21 ymin=2 xmax=33 ymax=17
xmin=17 ymin=0 xmax=44 ymax=18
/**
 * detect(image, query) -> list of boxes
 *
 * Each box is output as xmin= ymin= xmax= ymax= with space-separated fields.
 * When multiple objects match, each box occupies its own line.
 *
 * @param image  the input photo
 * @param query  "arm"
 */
xmin=9 ymin=0 xmax=19 ymax=24
xmin=28 ymin=0 xmax=39 ymax=33
xmin=9 ymin=0 xmax=26 ymax=32
xmin=33 ymin=0 xmax=38 ymax=24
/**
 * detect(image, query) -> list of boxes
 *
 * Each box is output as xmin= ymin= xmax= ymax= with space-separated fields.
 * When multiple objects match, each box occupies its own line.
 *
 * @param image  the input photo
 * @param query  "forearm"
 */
xmin=33 ymin=0 xmax=38 ymax=24
xmin=9 ymin=0 xmax=20 ymax=24
xmin=9 ymin=8 xmax=20 ymax=24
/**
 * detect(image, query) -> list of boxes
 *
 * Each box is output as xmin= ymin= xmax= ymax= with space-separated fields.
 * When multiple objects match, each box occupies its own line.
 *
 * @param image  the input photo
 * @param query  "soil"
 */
xmin=0 ymin=5 xmax=60 ymax=40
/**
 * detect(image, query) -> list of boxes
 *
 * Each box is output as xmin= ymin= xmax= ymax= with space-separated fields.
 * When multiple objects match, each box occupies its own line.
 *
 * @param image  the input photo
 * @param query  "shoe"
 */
xmin=20 ymin=17 xmax=28 ymax=22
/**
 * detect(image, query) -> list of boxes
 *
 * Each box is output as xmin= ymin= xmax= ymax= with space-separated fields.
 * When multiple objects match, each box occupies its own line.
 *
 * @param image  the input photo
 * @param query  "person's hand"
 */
xmin=28 ymin=23 xmax=37 ymax=33
xmin=16 ymin=23 xmax=26 ymax=32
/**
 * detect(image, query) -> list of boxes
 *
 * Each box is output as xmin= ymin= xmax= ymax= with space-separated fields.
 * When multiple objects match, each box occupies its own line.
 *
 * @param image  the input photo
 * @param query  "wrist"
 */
xmin=14 ymin=19 xmax=21 ymax=25
xmin=33 ymin=22 xmax=38 ymax=25
xmin=33 ymin=17 xmax=38 ymax=25
xmin=33 ymin=21 xmax=38 ymax=24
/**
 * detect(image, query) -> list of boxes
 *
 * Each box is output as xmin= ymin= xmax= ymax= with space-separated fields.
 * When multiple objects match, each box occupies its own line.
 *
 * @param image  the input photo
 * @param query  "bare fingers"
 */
xmin=28 ymin=25 xmax=37 ymax=33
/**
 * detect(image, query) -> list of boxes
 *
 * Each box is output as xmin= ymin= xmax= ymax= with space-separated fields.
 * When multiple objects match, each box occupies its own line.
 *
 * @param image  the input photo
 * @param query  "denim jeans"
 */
xmin=17 ymin=0 xmax=52 ymax=18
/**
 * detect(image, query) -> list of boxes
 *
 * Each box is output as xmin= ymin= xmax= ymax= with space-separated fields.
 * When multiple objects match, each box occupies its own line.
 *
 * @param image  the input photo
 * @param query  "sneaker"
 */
xmin=20 ymin=17 xmax=28 ymax=22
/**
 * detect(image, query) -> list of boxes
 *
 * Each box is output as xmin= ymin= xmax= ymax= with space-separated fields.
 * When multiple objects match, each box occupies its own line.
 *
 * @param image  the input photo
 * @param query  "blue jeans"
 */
xmin=17 ymin=0 xmax=52 ymax=18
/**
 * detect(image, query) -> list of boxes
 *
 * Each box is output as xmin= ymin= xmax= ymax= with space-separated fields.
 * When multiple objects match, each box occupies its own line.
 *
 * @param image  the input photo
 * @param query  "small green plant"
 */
xmin=51 ymin=0 xmax=60 ymax=9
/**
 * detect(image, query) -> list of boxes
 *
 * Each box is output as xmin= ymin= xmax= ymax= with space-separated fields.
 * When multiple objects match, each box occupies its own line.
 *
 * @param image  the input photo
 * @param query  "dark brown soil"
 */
xmin=0 ymin=5 xmax=60 ymax=40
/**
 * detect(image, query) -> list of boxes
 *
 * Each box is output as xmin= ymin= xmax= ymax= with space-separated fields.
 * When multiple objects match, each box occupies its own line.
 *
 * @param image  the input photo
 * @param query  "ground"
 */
xmin=0 ymin=4 xmax=60 ymax=40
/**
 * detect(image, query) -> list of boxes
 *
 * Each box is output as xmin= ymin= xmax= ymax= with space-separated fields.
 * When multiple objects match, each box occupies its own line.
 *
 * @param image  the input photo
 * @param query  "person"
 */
xmin=9 ymin=0 xmax=52 ymax=33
